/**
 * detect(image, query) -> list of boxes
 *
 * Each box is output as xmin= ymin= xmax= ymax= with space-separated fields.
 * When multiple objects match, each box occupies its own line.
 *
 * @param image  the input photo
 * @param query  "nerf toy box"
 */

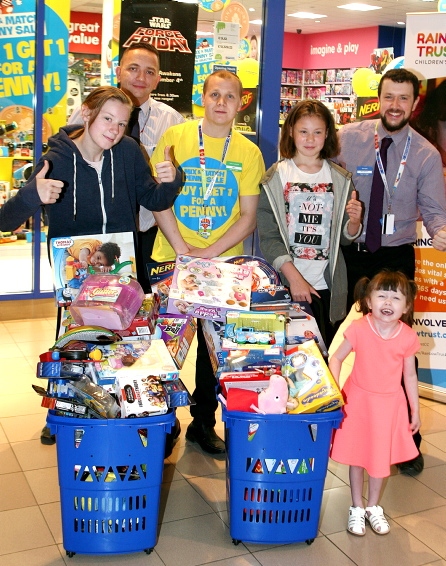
xmin=167 ymin=255 xmax=253 ymax=322
xmin=147 ymin=261 xmax=176 ymax=314
xmin=153 ymin=315 xmax=197 ymax=369
xmin=283 ymin=339 xmax=343 ymax=414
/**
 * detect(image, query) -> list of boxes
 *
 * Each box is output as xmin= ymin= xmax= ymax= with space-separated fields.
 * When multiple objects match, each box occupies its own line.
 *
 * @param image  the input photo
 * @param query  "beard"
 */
xmin=381 ymin=112 xmax=411 ymax=133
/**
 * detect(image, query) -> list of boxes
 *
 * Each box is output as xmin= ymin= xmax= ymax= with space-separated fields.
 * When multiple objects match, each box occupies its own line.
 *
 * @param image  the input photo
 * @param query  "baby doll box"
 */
xmin=69 ymin=274 xmax=144 ymax=331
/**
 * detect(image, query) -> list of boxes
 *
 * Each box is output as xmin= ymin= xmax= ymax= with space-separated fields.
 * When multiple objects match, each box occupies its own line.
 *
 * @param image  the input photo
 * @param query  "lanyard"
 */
xmin=198 ymin=119 xmax=231 ymax=203
xmin=374 ymin=123 xmax=411 ymax=213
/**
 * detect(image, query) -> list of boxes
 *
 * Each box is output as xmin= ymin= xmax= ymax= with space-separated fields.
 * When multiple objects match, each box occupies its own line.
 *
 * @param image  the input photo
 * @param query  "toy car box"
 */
xmin=153 ymin=314 xmax=197 ymax=369
xmin=222 ymin=311 xmax=286 ymax=350
xmin=167 ymin=255 xmax=253 ymax=322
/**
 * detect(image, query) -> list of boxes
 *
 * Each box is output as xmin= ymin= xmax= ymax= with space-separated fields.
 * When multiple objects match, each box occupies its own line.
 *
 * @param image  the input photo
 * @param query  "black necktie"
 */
xmin=365 ymin=137 xmax=393 ymax=253
xmin=127 ymin=107 xmax=141 ymax=144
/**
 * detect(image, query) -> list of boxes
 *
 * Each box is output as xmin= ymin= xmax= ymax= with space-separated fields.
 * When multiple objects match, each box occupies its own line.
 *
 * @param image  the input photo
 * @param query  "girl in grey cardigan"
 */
xmin=257 ymin=100 xmax=362 ymax=346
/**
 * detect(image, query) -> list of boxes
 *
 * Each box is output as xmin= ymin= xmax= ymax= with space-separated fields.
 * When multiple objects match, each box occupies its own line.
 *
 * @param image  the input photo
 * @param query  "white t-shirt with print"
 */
xmin=278 ymin=158 xmax=333 ymax=290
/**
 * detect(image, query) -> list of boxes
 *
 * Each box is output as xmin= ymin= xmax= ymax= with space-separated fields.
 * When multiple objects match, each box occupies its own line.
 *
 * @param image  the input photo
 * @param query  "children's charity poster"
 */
xmin=0 ymin=0 xmax=69 ymax=141
xmin=119 ymin=0 xmax=198 ymax=117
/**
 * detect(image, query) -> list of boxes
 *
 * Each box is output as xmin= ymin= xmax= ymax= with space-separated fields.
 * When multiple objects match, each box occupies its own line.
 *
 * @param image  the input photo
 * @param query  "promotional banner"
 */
xmin=0 ymin=0 xmax=69 ymax=140
xmin=119 ymin=0 xmax=198 ymax=116
xmin=405 ymin=12 xmax=446 ymax=79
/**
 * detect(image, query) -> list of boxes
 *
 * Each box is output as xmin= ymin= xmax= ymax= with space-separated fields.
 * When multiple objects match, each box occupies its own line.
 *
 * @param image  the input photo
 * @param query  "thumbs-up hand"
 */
xmin=346 ymin=189 xmax=363 ymax=235
xmin=36 ymin=160 xmax=63 ymax=204
xmin=154 ymin=146 xmax=177 ymax=183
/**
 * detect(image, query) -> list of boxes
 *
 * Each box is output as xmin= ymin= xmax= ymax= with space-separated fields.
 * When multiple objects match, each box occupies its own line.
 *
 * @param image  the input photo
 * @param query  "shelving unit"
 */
xmin=280 ymin=67 xmax=357 ymax=124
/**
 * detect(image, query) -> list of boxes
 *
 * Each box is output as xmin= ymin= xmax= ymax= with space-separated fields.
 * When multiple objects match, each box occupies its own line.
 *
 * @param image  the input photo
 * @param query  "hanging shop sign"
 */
xmin=69 ymin=11 xmax=101 ymax=55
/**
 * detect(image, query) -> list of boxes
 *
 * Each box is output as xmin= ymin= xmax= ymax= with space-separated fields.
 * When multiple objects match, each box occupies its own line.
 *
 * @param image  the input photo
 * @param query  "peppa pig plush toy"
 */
xmin=225 ymin=374 xmax=290 ymax=414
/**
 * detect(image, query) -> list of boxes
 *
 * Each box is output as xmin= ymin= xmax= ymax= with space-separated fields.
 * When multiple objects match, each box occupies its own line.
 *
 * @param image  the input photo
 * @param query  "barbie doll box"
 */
xmin=284 ymin=340 xmax=343 ymax=414
xmin=167 ymin=255 xmax=253 ymax=322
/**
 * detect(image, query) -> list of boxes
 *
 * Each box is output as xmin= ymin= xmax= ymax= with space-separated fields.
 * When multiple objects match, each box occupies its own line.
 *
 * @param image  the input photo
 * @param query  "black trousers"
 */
xmin=190 ymin=321 xmax=218 ymax=427
xmin=135 ymin=226 xmax=158 ymax=293
xmin=340 ymin=243 xmax=421 ymax=452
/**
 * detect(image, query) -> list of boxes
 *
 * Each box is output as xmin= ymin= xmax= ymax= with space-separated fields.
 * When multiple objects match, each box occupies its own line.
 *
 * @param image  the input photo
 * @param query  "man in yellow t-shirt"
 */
xmin=151 ymin=70 xmax=265 ymax=454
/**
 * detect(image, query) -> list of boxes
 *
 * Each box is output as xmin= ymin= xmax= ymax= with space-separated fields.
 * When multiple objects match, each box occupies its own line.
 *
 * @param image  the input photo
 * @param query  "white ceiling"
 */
xmin=70 ymin=0 xmax=439 ymax=35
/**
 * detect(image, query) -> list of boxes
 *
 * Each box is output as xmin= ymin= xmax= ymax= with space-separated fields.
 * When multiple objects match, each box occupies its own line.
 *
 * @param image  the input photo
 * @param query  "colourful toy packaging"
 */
xmin=116 ymin=374 xmax=168 ymax=417
xmin=223 ymin=310 xmax=286 ymax=350
xmin=283 ymin=339 xmax=344 ymax=414
xmin=50 ymin=232 xmax=136 ymax=307
xmin=146 ymin=260 xmax=176 ymax=314
xmin=115 ymin=339 xmax=179 ymax=381
xmin=153 ymin=315 xmax=197 ymax=369
xmin=69 ymin=274 xmax=145 ymax=330
xmin=167 ymin=255 xmax=253 ymax=322
xmin=286 ymin=302 xmax=328 ymax=358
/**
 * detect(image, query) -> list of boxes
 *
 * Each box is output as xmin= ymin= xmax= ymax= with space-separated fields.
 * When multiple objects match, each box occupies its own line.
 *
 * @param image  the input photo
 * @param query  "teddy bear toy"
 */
xmin=227 ymin=284 xmax=250 ymax=308
xmin=225 ymin=374 xmax=290 ymax=414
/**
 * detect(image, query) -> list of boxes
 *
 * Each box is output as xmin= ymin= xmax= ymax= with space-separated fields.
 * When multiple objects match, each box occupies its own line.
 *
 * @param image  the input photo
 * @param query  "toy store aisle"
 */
xmin=0 ymin=317 xmax=446 ymax=566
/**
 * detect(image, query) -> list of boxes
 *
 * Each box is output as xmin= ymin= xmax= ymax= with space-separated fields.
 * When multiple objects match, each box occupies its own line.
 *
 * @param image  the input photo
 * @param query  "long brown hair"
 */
xmin=354 ymin=270 xmax=417 ymax=326
xmin=70 ymin=86 xmax=133 ymax=140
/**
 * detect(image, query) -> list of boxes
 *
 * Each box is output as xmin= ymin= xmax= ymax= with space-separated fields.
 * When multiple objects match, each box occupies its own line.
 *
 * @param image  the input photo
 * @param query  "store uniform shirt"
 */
xmin=278 ymin=159 xmax=333 ymax=290
xmin=337 ymin=119 xmax=446 ymax=246
xmin=150 ymin=119 xmax=265 ymax=262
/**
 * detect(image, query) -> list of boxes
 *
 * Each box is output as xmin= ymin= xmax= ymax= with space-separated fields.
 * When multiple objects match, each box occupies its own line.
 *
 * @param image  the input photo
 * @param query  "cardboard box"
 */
xmin=167 ymin=255 xmax=253 ymax=322
xmin=222 ymin=310 xmax=286 ymax=350
xmin=154 ymin=315 xmax=197 ymax=369
xmin=116 ymin=375 xmax=168 ymax=417
xmin=284 ymin=340 xmax=343 ymax=414
xmin=115 ymin=339 xmax=179 ymax=381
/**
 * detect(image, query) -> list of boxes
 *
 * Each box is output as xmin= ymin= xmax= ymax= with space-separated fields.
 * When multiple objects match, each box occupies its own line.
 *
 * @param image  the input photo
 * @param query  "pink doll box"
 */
xmin=167 ymin=255 xmax=253 ymax=322
xmin=69 ymin=274 xmax=145 ymax=331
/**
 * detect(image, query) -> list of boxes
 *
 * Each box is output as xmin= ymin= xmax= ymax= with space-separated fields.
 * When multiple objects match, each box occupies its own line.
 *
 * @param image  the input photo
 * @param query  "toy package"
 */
xmin=50 ymin=232 xmax=136 ymax=307
xmin=222 ymin=310 xmax=286 ymax=350
xmin=116 ymin=374 xmax=168 ymax=417
xmin=146 ymin=260 xmax=176 ymax=314
xmin=286 ymin=302 xmax=328 ymax=357
xmin=69 ymin=274 xmax=145 ymax=330
xmin=153 ymin=315 xmax=197 ymax=369
xmin=283 ymin=339 xmax=343 ymax=414
xmin=115 ymin=339 xmax=179 ymax=381
xmin=167 ymin=255 xmax=253 ymax=321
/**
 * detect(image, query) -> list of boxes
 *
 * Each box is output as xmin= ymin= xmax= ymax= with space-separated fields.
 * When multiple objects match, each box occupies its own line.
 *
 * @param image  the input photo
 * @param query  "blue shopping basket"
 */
xmin=222 ymin=407 xmax=343 ymax=545
xmin=47 ymin=410 xmax=174 ymax=557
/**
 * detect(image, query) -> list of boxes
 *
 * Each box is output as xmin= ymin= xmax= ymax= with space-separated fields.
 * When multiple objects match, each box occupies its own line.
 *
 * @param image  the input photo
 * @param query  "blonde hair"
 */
xmin=203 ymin=70 xmax=243 ymax=99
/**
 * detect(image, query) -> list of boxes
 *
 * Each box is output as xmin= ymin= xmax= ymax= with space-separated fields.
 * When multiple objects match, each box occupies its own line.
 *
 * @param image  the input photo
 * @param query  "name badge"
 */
xmin=356 ymin=166 xmax=373 ymax=176
xmin=381 ymin=214 xmax=395 ymax=235
xmin=198 ymin=215 xmax=212 ymax=239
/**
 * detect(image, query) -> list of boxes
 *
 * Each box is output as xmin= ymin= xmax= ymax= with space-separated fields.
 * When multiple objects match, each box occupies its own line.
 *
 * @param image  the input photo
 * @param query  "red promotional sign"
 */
xmin=69 ymin=11 xmax=101 ymax=54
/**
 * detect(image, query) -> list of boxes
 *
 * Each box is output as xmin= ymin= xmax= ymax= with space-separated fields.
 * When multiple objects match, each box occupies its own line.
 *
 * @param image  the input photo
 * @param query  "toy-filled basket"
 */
xmin=222 ymin=407 xmax=343 ymax=545
xmin=47 ymin=410 xmax=174 ymax=557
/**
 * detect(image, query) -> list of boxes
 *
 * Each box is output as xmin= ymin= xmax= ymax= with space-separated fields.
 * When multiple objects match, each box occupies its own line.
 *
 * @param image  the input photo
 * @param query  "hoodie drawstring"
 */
xmin=110 ymin=148 xmax=115 ymax=202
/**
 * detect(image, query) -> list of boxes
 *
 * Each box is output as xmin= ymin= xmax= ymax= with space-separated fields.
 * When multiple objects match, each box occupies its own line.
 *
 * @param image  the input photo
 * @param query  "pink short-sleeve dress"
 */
xmin=330 ymin=315 xmax=420 ymax=478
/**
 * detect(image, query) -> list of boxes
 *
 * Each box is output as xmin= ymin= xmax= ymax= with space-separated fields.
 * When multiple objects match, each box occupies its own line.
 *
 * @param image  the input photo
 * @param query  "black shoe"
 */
xmin=185 ymin=420 xmax=225 ymax=454
xmin=41 ymin=425 xmax=56 ymax=445
xmin=397 ymin=452 xmax=424 ymax=475
xmin=164 ymin=417 xmax=181 ymax=459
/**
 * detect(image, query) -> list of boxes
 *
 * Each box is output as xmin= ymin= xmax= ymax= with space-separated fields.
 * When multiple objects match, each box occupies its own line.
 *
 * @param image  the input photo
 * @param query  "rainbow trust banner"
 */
xmin=0 ymin=0 xmax=69 ymax=140
xmin=405 ymin=12 xmax=446 ymax=402
xmin=404 ymin=11 xmax=446 ymax=79
xmin=119 ymin=1 xmax=198 ymax=117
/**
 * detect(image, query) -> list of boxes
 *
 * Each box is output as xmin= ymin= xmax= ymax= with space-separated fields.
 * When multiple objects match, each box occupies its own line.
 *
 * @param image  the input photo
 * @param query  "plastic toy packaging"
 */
xmin=69 ymin=375 xmax=120 ymax=418
xmin=69 ymin=274 xmax=145 ymax=330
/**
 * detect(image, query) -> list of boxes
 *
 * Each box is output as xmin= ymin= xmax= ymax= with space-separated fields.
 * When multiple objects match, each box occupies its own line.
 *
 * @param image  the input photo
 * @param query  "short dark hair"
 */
xmin=279 ymin=99 xmax=339 ymax=160
xmin=203 ymin=70 xmax=243 ymax=98
xmin=98 ymin=241 xmax=121 ymax=265
xmin=354 ymin=270 xmax=417 ymax=326
xmin=378 ymin=69 xmax=420 ymax=99
xmin=120 ymin=43 xmax=160 ymax=69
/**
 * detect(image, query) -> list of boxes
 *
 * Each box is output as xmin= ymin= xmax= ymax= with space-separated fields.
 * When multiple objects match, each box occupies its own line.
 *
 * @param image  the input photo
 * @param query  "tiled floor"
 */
xmin=1 ymin=314 xmax=446 ymax=565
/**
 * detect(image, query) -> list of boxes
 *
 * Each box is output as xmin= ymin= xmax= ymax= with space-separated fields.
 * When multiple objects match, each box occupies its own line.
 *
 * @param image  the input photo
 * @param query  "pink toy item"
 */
xmin=69 ymin=275 xmax=144 ymax=330
xmin=252 ymin=374 xmax=290 ymax=415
